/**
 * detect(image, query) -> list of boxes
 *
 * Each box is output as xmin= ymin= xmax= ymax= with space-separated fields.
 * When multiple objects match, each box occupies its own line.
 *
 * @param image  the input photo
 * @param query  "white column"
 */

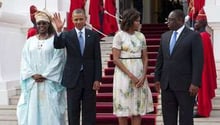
xmin=142 ymin=0 xmax=151 ymax=23
xmin=0 ymin=0 xmax=69 ymax=105
xmin=0 ymin=11 xmax=26 ymax=105
xmin=204 ymin=0 xmax=220 ymax=79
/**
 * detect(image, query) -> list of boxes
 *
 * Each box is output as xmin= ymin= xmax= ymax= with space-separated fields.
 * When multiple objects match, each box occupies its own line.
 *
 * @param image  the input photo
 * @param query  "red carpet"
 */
xmin=96 ymin=24 xmax=168 ymax=125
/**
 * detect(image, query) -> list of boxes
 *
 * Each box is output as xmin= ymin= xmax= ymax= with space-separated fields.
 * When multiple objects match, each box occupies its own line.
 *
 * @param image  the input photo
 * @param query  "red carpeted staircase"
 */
xmin=96 ymin=24 xmax=169 ymax=125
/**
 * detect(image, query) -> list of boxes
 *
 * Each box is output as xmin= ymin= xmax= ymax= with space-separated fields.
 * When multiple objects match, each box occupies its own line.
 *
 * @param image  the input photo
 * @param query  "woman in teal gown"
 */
xmin=17 ymin=10 xmax=66 ymax=125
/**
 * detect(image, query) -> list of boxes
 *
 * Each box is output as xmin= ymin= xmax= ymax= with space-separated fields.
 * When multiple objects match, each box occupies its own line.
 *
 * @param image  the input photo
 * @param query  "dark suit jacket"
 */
xmin=54 ymin=28 xmax=102 ymax=88
xmin=154 ymin=27 xmax=203 ymax=91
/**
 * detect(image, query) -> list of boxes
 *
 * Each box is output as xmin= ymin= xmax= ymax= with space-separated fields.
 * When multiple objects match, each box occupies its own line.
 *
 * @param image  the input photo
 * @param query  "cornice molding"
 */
xmin=0 ymin=10 xmax=26 ymax=26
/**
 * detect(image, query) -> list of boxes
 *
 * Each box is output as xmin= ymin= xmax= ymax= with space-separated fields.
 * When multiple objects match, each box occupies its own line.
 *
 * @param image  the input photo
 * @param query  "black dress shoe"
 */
xmin=193 ymin=113 xmax=205 ymax=118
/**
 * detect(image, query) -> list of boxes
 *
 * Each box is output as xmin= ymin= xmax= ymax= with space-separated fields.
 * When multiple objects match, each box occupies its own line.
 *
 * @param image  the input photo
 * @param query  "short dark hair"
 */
xmin=72 ymin=8 xmax=86 ymax=17
xmin=120 ymin=9 xmax=140 ymax=31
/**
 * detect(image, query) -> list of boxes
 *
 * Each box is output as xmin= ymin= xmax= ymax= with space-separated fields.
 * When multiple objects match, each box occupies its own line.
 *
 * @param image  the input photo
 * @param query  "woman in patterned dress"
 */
xmin=112 ymin=8 xmax=154 ymax=125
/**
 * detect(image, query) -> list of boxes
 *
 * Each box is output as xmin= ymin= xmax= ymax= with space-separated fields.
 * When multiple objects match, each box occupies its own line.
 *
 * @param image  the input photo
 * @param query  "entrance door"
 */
xmin=157 ymin=0 xmax=183 ymax=23
xmin=118 ymin=0 xmax=183 ymax=24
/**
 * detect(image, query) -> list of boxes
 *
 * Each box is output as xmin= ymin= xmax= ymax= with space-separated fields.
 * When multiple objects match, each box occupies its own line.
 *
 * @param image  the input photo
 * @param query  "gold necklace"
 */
xmin=37 ymin=34 xmax=48 ymax=49
xmin=37 ymin=39 xmax=45 ymax=49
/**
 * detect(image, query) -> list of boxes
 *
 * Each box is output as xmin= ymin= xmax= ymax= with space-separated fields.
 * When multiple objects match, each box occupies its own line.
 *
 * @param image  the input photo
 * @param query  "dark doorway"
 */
xmin=118 ymin=0 xmax=184 ymax=24
xmin=157 ymin=0 xmax=183 ymax=23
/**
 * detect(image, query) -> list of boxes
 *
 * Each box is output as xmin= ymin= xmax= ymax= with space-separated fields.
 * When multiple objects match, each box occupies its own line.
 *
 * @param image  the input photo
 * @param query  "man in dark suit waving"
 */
xmin=53 ymin=9 xmax=102 ymax=125
xmin=154 ymin=9 xmax=203 ymax=125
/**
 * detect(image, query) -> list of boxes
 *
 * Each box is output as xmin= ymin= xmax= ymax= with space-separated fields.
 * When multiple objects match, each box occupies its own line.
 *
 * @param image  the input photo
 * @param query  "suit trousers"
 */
xmin=66 ymin=71 xmax=96 ymax=125
xmin=161 ymin=87 xmax=195 ymax=125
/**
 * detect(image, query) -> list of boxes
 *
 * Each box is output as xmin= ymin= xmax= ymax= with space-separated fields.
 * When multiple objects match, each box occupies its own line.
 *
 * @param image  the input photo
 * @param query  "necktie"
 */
xmin=169 ymin=31 xmax=178 ymax=54
xmin=78 ymin=31 xmax=84 ymax=55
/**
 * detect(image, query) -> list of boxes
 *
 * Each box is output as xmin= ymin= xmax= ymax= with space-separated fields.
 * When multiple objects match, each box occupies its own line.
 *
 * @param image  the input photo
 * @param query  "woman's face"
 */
xmin=132 ymin=17 xmax=141 ymax=31
xmin=36 ymin=21 xmax=49 ymax=34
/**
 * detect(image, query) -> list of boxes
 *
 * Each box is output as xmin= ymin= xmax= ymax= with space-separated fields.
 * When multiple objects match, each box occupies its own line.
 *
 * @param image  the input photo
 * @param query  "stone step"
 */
xmin=100 ymin=44 xmax=112 ymax=49
xmin=0 ymin=121 xmax=17 ymax=125
xmin=101 ymin=51 xmax=112 ymax=56
xmin=0 ymin=115 xmax=17 ymax=121
xmin=155 ymin=94 xmax=220 ymax=125
xmin=0 ymin=105 xmax=68 ymax=116
xmin=8 ymin=96 xmax=19 ymax=105
xmin=101 ymin=54 xmax=111 ymax=59
xmin=101 ymin=50 xmax=111 ymax=53
xmin=156 ymin=115 xmax=220 ymax=125
xmin=101 ymin=36 xmax=114 ymax=42
xmin=0 ymin=120 xmax=68 ymax=125
xmin=100 ymin=46 xmax=112 ymax=51
xmin=156 ymin=103 xmax=220 ymax=124
xmin=0 ymin=105 xmax=69 ymax=125
xmin=0 ymin=120 xmax=69 ymax=125
xmin=156 ymin=104 xmax=220 ymax=116
xmin=101 ymin=55 xmax=111 ymax=61
xmin=156 ymin=94 xmax=220 ymax=105
xmin=216 ymin=89 xmax=220 ymax=95
xmin=213 ymin=95 xmax=220 ymax=104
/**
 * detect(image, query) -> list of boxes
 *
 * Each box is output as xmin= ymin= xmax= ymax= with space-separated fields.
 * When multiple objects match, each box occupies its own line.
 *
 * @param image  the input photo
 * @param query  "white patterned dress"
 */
xmin=112 ymin=31 xmax=154 ymax=117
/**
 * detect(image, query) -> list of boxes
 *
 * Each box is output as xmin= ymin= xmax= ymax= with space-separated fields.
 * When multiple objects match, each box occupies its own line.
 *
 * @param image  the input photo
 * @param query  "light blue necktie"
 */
xmin=78 ymin=31 xmax=84 ymax=70
xmin=169 ymin=31 xmax=178 ymax=54
xmin=78 ymin=31 xmax=84 ymax=55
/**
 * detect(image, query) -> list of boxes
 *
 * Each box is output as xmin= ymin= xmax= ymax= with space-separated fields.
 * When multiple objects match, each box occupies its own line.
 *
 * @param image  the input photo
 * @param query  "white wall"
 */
xmin=142 ymin=0 xmax=151 ymax=24
xmin=204 ymin=0 xmax=220 ymax=79
xmin=0 ymin=0 xmax=69 ymax=105
xmin=0 ymin=11 xmax=27 ymax=104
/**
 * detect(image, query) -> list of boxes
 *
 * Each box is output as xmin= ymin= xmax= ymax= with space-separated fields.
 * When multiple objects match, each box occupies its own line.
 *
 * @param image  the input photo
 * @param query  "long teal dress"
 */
xmin=17 ymin=35 xmax=66 ymax=125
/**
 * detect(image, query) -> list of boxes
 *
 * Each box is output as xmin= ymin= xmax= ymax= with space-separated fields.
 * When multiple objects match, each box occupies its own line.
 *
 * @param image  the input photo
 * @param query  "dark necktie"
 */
xmin=169 ymin=31 xmax=178 ymax=54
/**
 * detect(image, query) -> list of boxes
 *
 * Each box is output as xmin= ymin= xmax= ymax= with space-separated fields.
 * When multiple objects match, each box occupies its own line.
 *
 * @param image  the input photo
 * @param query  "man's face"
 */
xmin=167 ymin=12 xmax=181 ymax=30
xmin=72 ymin=13 xmax=86 ymax=30
xmin=194 ymin=20 xmax=201 ymax=31
xmin=194 ymin=20 xmax=206 ymax=31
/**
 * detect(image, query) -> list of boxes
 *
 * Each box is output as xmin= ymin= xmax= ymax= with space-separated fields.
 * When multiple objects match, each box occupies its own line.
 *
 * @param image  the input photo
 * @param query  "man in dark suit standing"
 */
xmin=53 ymin=9 xmax=102 ymax=125
xmin=154 ymin=9 xmax=203 ymax=125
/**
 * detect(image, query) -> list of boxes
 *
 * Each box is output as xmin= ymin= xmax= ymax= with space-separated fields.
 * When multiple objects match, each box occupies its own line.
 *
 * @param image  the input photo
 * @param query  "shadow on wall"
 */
xmin=0 ymin=0 xmax=2 ymax=8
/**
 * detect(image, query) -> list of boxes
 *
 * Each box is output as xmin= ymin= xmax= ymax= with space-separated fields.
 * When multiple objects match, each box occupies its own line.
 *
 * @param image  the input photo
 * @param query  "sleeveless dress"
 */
xmin=112 ymin=31 xmax=154 ymax=117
